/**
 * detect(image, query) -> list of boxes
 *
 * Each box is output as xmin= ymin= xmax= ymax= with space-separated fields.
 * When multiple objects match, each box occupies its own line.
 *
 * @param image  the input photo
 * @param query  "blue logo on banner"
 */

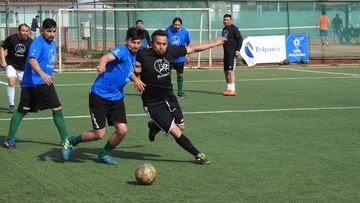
xmin=286 ymin=34 xmax=309 ymax=62
xmin=245 ymin=42 xmax=254 ymax=58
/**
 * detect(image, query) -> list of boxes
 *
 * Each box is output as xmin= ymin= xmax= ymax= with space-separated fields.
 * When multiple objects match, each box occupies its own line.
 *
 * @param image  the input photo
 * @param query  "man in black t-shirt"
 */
xmin=30 ymin=15 xmax=40 ymax=39
xmin=222 ymin=14 xmax=243 ymax=96
xmin=132 ymin=29 xmax=224 ymax=164
xmin=1 ymin=24 xmax=33 ymax=113
xmin=136 ymin=19 xmax=151 ymax=49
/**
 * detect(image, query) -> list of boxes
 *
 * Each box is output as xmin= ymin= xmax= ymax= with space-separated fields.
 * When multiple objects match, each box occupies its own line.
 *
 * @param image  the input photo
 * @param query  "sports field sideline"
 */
xmin=1 ymin=65 xmax=360 ymax=202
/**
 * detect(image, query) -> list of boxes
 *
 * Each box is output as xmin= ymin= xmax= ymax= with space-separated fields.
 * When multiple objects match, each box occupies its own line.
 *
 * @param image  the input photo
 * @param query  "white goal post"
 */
xmin=57 ymin=8 xmax=213 ymax=73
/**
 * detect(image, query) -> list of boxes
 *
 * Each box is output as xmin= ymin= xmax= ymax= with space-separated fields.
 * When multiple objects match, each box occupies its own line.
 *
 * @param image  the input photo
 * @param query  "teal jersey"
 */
xmin=166 ymin=26 xmax=190 ymax=63
xmin=22 ymin=35 xmax=56 ymax=87
xmin=91 ymin=45 xmax=136 ymax=101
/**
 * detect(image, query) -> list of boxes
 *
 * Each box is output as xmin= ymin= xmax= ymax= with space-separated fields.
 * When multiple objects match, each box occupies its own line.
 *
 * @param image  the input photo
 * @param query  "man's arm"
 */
xmin=235 ymin=28 xmax=243 ymax=56
xmin=0 ymin=47 xmax=7 ymax=67
xmin=97 ymin=53 xmax=116 ymax=74
xmin=186 ymin=37 xmax=225 ymax=54
xmin=29 ymin=58 xmax=53 ymax=85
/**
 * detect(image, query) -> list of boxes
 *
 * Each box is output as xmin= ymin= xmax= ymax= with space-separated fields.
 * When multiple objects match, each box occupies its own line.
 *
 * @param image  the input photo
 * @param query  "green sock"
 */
xmin=177 ymin=75 xmax=183 ymax=92
xmin=69 ymin=135 xmax=83 ymax=146
xmin=99 ymin=141 xmax=116 ymax=157
xmin=8 ymin=111 xmax=27 ymax=138
xmin=52 ymin=110 xmax=69 ymax=141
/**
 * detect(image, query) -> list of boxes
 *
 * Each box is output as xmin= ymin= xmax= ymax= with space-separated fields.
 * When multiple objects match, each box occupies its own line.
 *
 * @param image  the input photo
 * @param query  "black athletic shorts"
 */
xmin=170 ymin=62 xmax=185 ymax=74
xmin=18 ymin=84 xmax=61 ymax=113
xmin=223 ymin=54 xmax=237 ymax=71
xmin=89 ymin=92 xmax=127 ymax=130
xmin=143 ymin=97 xmax=184 ymax=134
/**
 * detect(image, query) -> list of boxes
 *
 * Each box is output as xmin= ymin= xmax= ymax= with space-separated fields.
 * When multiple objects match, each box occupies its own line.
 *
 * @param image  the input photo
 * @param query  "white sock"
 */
xmin=229 ymin=83 xmax=236 ymax=91
xmin=7 ymin=86 xmax=15 ymax=106
xmin=227 ymin=83 xmax=231 ymax=90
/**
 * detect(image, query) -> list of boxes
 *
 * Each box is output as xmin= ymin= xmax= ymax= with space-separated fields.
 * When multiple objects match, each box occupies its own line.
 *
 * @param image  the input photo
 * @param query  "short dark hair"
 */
xmin=136 ymin=19 xmax=143 ymax=24
xmin=18 ymin=23 xmax=29 ymax=31
xmin=151 ymin=29 xmax=168 ymax=42
xmin=224 ymin=14 xmax=232 ymax=19
xmin=126 ymin=27 xmax=144 ymax=40
xmin=42 ymin=18 xmax=56 ymax=29
xmin=172 ymin=17 xmax=182 ymax=25
xmin=35 ymin=15 xmax=39 ymax=18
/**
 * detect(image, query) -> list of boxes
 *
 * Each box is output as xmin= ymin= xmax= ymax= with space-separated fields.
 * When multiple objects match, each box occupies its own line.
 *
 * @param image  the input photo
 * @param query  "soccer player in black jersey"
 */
xmin=1 ymin=24 xmax=33 ymax=113
xmin=132 ymin=30 xmax=224 ymax=164
xmin=222 ymin=14 xmax=243 ymax=96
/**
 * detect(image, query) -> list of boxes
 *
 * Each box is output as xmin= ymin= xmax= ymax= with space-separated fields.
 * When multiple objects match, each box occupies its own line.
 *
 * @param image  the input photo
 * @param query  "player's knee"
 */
xmin=94 ymin=130 xmax=106 ymax=139
xmin=115 ymin=124 xmax=128 ymax=137
xmin=8 ymin=79 xmax=16 ymax=86
xmin=178 ymin=124 xmax=185 ymax=131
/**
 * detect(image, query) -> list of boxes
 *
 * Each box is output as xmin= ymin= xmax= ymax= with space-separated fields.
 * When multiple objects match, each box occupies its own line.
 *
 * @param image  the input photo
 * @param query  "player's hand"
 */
xmin=134 ymin=61 xmax=142 ymax=76
xmin=40 ymin=72 xmax=52 ymax=85
xmin=97 ymin=64 xmax=106 ymax=74
xmin=235 ymin=51 xmax=240 ymax=57
xmin=133 ymin=77 xmax=146 ymax=93
xmin=1 ymin=62 xmax=8 ymax=69
xmin=215 ymin=37 xmax=226 ymax=46
xmin=186 ymin=55 xmax=190 ymax=64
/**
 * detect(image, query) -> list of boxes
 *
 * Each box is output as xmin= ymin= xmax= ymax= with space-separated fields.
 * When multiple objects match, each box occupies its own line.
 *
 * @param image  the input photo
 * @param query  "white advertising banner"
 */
xmin=240 ymin=35 xmax=286 ymax=66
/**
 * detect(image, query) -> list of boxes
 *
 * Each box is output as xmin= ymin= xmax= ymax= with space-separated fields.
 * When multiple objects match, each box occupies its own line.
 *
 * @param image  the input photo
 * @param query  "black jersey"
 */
xmin=137 ymin=45 xmax=187 ymax=105
xmin=2 ymin=34 xmax=33 ymax=71
xmin=222 ymin=24 xmax=243 ymax=56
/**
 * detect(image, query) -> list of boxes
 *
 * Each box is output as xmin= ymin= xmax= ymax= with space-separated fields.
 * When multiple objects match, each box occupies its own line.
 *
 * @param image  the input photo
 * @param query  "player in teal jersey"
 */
xmin=166 ymin=18 xmax=191 ymax=98
xmin=4 ymin=19 xmax=70 ymax=149
xmin=62 ymin=27 xmax=144 ymax=165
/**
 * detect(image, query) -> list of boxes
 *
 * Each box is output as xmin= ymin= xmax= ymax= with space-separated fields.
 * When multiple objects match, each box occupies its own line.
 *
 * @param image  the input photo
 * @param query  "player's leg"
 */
xmin=144 ymin=105 xmax=161 ymax=142
xmin=62 ymin=93 xmax=108 ymax=160
xmin=98 ymin=98 xmax=128 ymax=165
xmin=39 ymin=84 xmax=70 ymax=142
xmin=6 ymin=65 xmax=17 ymax=113
xmin=4 ymin=87 xmax=34 ymax=148
xmin=98 ymin=122 xmax=127 ymax=165
xmin=169 ymin=123 xmax=209 ymax=165
xmin=152 ymin=99 xmax=209 ymax=164
xmin=223 ymin=56 xmax=236 ymax=96
xmin=175 ymin=62 xmax=185 ymax=98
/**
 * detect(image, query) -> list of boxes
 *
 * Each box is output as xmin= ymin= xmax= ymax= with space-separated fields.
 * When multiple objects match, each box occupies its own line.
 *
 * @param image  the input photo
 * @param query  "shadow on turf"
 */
xmin=0 ymin=135 xmax=60 ymax=147
xmin=38 ymin=146 xmax=192 ymax=164
xmin=182 ymin=89 xmax=221 ymax=96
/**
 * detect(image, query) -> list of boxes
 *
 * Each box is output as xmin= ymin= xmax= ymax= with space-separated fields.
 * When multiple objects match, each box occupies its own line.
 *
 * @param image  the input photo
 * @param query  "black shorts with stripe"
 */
xmin=18 ymin=84 xmax=61 ymax=113
xmin=89 ymin=92 xmax=127 ymax=130
xmin=223 ymin=54 xmax=236 ymax=71
xmin=143 ymin=97 xmax=184 ymax=134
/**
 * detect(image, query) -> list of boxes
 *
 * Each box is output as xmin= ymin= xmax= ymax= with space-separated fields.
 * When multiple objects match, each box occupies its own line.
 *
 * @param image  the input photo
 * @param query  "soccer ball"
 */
xmin=135 ymin=163 xmax=157 ymax=185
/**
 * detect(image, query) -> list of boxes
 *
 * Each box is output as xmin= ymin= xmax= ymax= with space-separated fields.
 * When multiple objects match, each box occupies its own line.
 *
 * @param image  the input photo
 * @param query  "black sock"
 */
xmin=174 ymin=134 xmax=200 ymax=157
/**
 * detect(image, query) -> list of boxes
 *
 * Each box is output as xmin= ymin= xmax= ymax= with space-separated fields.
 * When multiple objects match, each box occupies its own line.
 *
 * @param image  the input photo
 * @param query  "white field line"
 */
xmin=1 ymin=106 xmax=360 ymax=121
xmin=1 ymin=75 xmax=360 ymax=87
xmin=279 ymin=68 xmax=360 ymax=76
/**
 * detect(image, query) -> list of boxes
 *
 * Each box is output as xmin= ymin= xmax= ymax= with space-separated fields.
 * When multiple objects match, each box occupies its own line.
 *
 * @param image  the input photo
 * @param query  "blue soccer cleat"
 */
xmin=62 ymin=137 xmax=73 ymax=161
xmin=4 ymin=137 xmax=17 ymax=148
xmin=98 ymin=155 xmax=118 ymax=165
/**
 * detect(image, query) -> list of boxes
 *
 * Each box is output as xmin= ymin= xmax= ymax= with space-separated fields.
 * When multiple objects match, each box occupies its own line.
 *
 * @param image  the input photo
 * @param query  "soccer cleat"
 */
xmin=148 ymin=121 xmax=160 ymax=142
xmin=9 ymin=105 xmax=15 ymax=113
xmin=98 ymin=154 xmax=118 ymax=165
xmin=195 ymin=153 xmax=210 ymax=165
xmin=222 ymin=90 xmax=236 ymax=96
xmin=177 ymin=91 xmax=186 ymax=98
xmin=4 ymin=137 xmax=17 ymax=148
xmin=62 ymin=137 xmax=73 ymax=160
